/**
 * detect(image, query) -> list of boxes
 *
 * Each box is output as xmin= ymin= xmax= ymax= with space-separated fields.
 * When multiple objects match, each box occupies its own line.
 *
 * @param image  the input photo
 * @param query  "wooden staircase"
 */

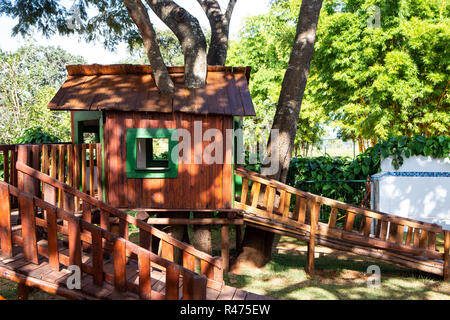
xmin=234 ymin=166 xmax=450 ymax=279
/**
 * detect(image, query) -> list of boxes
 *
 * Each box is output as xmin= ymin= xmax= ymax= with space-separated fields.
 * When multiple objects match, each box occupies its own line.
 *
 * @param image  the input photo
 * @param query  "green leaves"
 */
xmin=0 ymin=44 xmax=82 ymax=144
xmin=375 ymin=135 xmax=449 ymax=169
xmin=15 ymin=126 xmax=60 ymax=144
xmin=308 ymin=0 xmax=450 ymax=142
xmin=282 ymin=134 xmax=449 ymax=206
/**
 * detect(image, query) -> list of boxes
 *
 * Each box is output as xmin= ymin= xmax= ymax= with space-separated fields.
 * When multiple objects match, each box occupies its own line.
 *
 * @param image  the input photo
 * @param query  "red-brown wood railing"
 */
xmin=0 ymin=145 xmax=17 ymax=188
xmin=0 ymin=180 xmax=208 ymax=300
xmin=16 ymin=152 xmax=224 ymax=290
xmin=234 ymin=166 xmax=450 ymax=279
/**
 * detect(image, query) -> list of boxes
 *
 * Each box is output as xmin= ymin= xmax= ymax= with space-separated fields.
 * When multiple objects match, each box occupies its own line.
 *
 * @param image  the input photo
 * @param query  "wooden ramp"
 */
xmin=0 ymin=162 xmax=274 ymax=300
xmin=0 ymin=246 xmax=269 ymax=300
xmin=234 ymin=166 xmax=450 ymax=279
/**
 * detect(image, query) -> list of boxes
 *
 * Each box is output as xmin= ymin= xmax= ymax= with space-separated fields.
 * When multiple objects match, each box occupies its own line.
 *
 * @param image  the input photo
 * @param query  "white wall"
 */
xmin=371 ymin=155 xmax=450 ymax=230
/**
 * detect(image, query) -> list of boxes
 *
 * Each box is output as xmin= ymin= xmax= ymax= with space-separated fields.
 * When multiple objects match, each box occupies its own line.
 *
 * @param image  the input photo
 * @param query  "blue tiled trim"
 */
xmin=371 ymin=171 xmax=450 ymax=180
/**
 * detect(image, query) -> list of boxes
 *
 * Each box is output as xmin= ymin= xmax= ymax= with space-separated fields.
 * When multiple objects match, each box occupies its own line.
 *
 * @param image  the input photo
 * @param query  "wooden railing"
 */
xmin=0 ymin=180 xmax=207 ymax=300
xmin=0 ymin=145 xmax=17 ymax=188
xmin=16 ymin=157 xmax=224 ymax=290
xmin=234 ymin=166 xmax=450 ymax=279
xmin=16 ymin=143 xmax=103 ymax=207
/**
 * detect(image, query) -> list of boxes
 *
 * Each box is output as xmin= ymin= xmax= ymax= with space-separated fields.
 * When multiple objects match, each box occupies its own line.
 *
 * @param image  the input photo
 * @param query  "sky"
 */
xmin=0 ymin=0 xmax=271 ymax=63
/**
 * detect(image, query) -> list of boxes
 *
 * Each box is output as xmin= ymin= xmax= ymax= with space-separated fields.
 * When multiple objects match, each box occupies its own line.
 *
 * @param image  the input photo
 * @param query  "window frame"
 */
xmin=126 ymin=128 xmax=178 ymax=179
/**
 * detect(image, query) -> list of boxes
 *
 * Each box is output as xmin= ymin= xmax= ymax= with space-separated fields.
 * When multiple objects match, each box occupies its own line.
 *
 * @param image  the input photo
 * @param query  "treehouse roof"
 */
xmin=47 ymin=64 xmax=255 ymax=116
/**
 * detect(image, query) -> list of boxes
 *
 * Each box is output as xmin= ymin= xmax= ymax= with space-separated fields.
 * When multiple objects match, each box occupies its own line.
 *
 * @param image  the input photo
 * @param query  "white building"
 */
xmin=371 ymin=155 xmax=450 ymax=229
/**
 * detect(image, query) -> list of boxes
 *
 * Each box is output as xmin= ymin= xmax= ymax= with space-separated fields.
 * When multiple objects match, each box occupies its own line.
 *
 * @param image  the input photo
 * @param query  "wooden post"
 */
xmin=17 ymin=283 xmax=29 ymax=300
xmin=192 ymin=274 xmax=207 ymax=300
xmin=138 ymin=249 xmax=151 ymax=300
xmin=235 ymin=225 xmax=242 ymax=254
xmin=0 ymin=182 xmax=12 ymax=257
xmin=31 ymin=145 xmax=41 ymax=198
xmin=444 ymin=230 xmax=449 ymax=281
xmin=166 ymin=264 xmax=180 ymax=300
xmin=306 ymin=199 xmax=319 ymax=276
xmin=221 ymin=224 xmax=230 ymax=272
xmin=17 ymin=145 xmax=32 ymax=193
xmin=46 ymin=207 xmax=59 ymax=271
xmin=18 ymin=192 xmax=38 ymax=264
xmin=113 ymin=238 xmax=127 ymax=292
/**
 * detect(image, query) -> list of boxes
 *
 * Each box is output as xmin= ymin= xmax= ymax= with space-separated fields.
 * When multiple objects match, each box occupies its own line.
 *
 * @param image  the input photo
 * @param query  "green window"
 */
xmin=126 ymin=128 xmax=178 ymax=178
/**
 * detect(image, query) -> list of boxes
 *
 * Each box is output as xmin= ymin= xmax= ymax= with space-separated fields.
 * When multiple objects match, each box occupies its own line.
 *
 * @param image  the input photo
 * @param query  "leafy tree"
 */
xmin=1 ymin=0 xmax=240 ymax=255
xmin=227 ymin=0 xmax=326 ymax=158
xmin=308 ymin=0 xmax=450 ymax=145
xmin=0 ymin=44 xmax=85 ymax=144
xmin=15 ymin=126 xmax=61 ymax=144
xmin=0 ymin=0 xmax=238 ymax=93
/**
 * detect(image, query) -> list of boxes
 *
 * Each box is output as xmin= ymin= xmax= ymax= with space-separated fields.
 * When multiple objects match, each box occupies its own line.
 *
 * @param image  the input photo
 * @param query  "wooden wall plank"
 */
xmin=104 ymin=111 xmax=232 ymax=209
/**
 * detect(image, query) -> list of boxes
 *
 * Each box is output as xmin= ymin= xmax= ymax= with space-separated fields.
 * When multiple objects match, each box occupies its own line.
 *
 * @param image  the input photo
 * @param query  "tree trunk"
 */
xmin=197 ymin=0 xmax=237 ymax=65
xmin=233 ymin=0 xmax=323 ymax=270
xmin=152 ymin=212 xmax=190 ymax=264
xmin=146 ymin=0 xmax=207 ymax=88
xmin=231 ymin=226 xmax=275 ymax=272
xmin=122 ymin=0 xmax=174 ymax=93
xmin=192 ymin=212 xmax=212 ymax=255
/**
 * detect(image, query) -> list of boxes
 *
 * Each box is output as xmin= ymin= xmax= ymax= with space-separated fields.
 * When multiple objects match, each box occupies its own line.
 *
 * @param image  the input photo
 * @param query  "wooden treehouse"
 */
xmin=0 ymin=64 xmax=448 ymax=300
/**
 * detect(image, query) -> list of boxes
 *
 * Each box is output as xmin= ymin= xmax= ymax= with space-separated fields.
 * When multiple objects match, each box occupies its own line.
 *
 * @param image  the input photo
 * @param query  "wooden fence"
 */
xmin=0 ymin=180 xmax=207 ymax=299
xmin=16 ymin=157 xmax=224 ymax=291
xmin=0 ymin=145 xmax=17 ymax=188
xmin=234 ymin=166 xmax=450 ymax=279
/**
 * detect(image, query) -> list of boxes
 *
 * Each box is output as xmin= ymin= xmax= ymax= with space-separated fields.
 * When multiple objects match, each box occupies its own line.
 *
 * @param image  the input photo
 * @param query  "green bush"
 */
xmin=245 ymin=135 xmax=449 ymax=207
xmin=15 ymin=126 xmax=60 ymax=144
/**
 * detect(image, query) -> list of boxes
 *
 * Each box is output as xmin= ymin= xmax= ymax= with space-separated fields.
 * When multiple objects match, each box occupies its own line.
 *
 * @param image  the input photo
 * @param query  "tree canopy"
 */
xmin=0 ymin=44 xmax=85 ymax=144
xmin=309 ymin=0 xmax=449 ymax=143
xmin=227 ymin=0 xmax=449 ymax=152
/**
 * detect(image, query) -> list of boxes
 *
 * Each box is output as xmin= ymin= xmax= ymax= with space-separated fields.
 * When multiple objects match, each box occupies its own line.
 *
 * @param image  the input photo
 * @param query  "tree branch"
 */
xmin=197 ymin=0 xmax=237 ymax=65
xmin=225 ymin=0 xmax=237 ymax=24
xmin=122 ymin=0 xmax=174 ymax=93
xmin=145 ymin=0 xmax=207 ymax=88
xmin=262 ymin=0 xmax=323 ymax=182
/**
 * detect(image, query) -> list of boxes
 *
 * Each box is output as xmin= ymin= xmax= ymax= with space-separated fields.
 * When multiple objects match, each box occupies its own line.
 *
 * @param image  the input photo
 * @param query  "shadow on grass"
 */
xmin=225 ymin=250 xmax=448 ymax=300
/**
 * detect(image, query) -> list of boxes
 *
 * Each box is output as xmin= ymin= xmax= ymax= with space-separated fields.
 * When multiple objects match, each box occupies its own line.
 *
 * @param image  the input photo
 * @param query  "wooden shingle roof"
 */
xmin=47 ymin=64 xmax=255 ymax=116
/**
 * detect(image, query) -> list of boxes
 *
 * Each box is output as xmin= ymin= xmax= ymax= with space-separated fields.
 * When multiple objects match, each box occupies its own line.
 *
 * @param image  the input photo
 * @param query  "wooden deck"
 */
xmin=0 ymin=246 xmax=273 ymax=300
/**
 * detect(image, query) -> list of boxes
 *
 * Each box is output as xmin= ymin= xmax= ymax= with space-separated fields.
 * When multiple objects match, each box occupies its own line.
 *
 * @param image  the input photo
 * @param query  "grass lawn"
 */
xmin=0 ymin=279 xmax=64 ymax=300
xmin=225 ymin=234 xmax=450 ymax=300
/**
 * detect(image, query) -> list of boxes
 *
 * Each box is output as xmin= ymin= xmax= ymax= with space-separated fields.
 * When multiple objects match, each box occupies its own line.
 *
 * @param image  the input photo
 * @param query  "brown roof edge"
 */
xmin=66 ymin=64 xmax=252 ymax=79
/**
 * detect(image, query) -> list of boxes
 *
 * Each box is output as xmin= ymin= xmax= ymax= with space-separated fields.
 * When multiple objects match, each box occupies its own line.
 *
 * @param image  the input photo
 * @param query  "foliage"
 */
xmin=0 ymin=44 xmax=84 ymax=144
xmin=227 ymin=0 xmax=325 ymax=154
xmin=308 ymin=0 xmax=450 ymax=141
xmin=245 ymin=134 xmax=449 ymax=206
xmin=0 ymin=0 xmax=135 ymax=50
xmin=370 ymin=134 xmax=450 ymax=169
xmin=15 ymin=126 xmax=60 ymax=144
xmin=229 ymin=0 xmax=449 ymax=151
xmin=286 ymin=153 xmax=376 ymax=205
xmin=119 ymin=29 xmax=185 ymax=66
